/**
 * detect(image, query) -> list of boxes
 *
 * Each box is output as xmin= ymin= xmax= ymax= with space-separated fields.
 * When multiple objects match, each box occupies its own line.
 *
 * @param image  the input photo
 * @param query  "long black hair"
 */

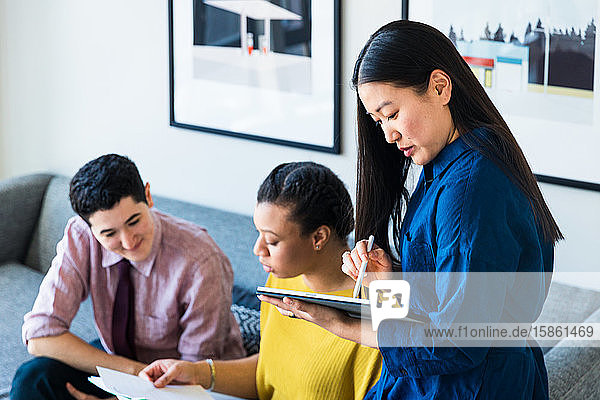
xmin=352 ymin=20 xmax=562 ymax=261
xmin=257 ymin=162 xmax=354 ymax=242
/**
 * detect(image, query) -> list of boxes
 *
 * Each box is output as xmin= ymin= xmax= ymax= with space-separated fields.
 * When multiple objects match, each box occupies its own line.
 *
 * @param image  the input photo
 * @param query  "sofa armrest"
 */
xmin=0 ymin=174 xmax=53 ymax=265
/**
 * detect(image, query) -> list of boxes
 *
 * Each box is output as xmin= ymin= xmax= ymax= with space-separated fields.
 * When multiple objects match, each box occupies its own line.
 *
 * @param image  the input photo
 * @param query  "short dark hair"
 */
xmin=351 ymin=20 xmax=562 ymax=252
xmin=69 ymin=154 xmax=146 ymax=223
xmin=257 ymin=162 xmax=354 ymax=242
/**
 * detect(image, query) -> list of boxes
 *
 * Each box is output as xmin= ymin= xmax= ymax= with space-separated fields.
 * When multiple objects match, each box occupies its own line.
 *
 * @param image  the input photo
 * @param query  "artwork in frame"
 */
xmin=408 ymin=0 xmax=600 ymax=191
xmin=169 ymin=0 xmax=341 ymax=154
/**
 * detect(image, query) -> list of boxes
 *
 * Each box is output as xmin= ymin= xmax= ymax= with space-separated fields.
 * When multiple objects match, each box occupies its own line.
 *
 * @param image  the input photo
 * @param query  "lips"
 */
xmin=262 ymin=264 xmax=273 ymax=273
xmin=399 ymin=146 xmax=414 ymax=157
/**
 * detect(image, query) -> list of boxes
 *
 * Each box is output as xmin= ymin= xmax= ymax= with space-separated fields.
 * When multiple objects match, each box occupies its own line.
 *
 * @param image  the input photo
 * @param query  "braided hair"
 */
xmin=257 ymin=162 xmax=354 ymax=242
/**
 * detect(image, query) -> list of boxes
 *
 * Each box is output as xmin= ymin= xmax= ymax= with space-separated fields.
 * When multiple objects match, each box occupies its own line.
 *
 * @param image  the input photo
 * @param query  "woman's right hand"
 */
xmin=341 ymin=239 xmax=393 ymax=284
xmin=139 ymin=359 xmax=207 ymax=388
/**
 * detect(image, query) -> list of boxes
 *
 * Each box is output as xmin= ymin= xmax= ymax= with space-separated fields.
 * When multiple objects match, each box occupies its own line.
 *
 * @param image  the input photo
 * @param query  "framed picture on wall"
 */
xmin=169 ymin=0 xmax=341 ymax=154
xmin=408 ymin=0 xmax=600 ymax=191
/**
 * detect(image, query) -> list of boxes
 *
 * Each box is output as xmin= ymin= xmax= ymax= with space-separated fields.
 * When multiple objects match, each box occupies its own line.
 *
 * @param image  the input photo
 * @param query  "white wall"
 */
xmin=0 ymin=0 xmax=401 ymax=215
xmin=0 ymin=0 xmax=598 ymax=288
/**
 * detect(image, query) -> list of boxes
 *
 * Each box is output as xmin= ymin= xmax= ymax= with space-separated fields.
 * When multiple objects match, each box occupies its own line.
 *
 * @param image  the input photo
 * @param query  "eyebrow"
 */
xmin=365 ymin=100 xmax=393 ymax=116
xmin=259 ymin=229 xmax=280 ymax=237
xmin=99 ymin=213 xmax=141 ymax=234
xmin=375 ymin=101 xmax=393 ymax=113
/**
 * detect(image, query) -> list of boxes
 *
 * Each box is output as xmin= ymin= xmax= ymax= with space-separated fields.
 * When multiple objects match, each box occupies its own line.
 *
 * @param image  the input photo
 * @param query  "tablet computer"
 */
xmin=257 ymin=286 xmax=427 ymax=323
xmin=257 ymin=286 xmax=370 ymax=319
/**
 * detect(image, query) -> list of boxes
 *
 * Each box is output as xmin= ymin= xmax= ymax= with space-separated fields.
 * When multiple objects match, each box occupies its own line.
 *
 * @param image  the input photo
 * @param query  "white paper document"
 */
xmin=88 ymin=366 xmax=214 ymax=400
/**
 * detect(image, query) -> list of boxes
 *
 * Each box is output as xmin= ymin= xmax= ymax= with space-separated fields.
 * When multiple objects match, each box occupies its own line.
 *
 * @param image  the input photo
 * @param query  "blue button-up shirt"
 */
xmin=365 ymin=129 xmax=553 ymax=399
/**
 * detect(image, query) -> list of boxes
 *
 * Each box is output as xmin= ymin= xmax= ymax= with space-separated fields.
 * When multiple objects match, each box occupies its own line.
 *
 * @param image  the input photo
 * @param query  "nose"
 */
xmin=253 ymin=236 xmax=268 ymax=257
xmin=120 ymin=229 xmax=137 ymax=250
xmin=381 ymin=122 xmax=401 ymax=144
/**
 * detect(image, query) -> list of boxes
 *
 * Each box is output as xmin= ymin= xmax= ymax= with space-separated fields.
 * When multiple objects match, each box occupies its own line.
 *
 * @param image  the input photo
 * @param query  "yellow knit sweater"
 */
xmin=256 ymin=274 xmax=382 ymax=399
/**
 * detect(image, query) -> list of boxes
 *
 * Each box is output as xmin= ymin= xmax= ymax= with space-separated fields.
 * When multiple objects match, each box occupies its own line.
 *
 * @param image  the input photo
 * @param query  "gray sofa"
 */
xmin=1 ymin=174 xmax=599 ymax=399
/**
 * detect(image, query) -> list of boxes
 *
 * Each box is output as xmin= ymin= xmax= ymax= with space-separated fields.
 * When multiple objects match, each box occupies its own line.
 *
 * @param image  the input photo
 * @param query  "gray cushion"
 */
xmin=538 ymin=282 xmax=600 ymax=324
xmin=0 ymin=174 xmax=52 ymax=266
xmin=0 ymin=263 xmax=97 ymax=396
xmin=25 ymin=176 xmax=76 ymax=274
xmin=153 ymin=196 xmax=267 ymax=309
xmin=536 ymin=281 xmax=600 ymax=350
xmin=546 ymin=306 xmax=600 ymax=399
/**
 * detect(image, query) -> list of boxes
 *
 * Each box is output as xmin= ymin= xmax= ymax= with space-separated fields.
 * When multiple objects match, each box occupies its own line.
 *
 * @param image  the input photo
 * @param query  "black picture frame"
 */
xmin=405 ymin=0 xmax=600 ymax=192
xmin=168 ymin=0 xmax=341 ymax=154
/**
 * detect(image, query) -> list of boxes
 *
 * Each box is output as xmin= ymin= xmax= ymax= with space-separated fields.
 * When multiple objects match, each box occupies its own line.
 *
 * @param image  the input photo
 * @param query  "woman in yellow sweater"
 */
xmin=137 ymin=162 xmax=382 ymax=399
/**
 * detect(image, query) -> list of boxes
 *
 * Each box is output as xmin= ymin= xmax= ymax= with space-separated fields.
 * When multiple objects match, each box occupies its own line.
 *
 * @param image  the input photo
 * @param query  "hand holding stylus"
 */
xmin=342 ymin=236 xmax=393 ymax=295
xmin=352 ymin=235 xmax=375 ymax=298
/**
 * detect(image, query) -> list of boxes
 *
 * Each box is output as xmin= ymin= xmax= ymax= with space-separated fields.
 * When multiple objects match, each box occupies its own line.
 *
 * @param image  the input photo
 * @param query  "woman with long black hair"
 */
xmin=263 ymin=20 xmax=562 ymax=399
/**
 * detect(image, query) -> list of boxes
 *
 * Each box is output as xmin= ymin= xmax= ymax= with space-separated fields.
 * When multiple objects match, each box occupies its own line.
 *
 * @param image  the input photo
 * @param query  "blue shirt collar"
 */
xmin=427 ymin=135 xmax=472 ymax=181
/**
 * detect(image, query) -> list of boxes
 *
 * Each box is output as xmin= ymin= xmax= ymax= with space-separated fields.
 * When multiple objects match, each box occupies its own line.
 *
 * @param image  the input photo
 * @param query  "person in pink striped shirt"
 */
xmin=11 ymin=154 xmax=244 ymax=400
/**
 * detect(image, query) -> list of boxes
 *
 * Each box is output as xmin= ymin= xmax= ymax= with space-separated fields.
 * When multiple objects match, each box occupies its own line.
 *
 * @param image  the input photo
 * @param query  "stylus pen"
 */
xmin=352 ymin=235 xmax=375 ymax=298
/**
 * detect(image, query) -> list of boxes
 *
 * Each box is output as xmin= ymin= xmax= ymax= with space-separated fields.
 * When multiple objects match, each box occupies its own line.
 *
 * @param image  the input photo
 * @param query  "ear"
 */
xmin=312 ymin=225 xmax=331 ymax=251
xmin=144 ymin=182 xmax=154 ymax=208
xmin=429 ymin=69 xmax=452 ymax=105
